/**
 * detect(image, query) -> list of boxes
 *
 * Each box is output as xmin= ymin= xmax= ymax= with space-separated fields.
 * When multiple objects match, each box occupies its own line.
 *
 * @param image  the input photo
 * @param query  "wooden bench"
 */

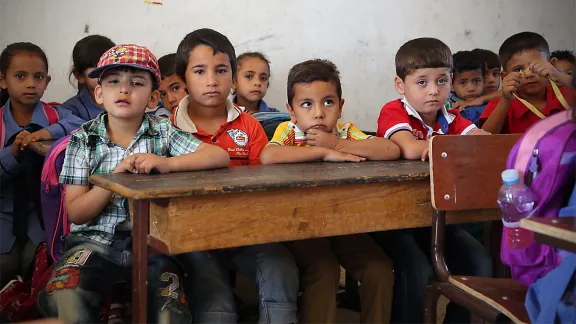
xmin=90 ymin=160 xmax=502 ymax=323
xmin=521 ymin=217 xmax=576 ymax=253
xmin=424 ymin=134 xmax=530 ymax=323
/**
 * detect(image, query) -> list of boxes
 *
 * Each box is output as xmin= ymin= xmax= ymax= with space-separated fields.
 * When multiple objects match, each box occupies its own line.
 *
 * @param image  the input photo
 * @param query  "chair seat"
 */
xmin=448 ymin=275 xmax=530 ymax=324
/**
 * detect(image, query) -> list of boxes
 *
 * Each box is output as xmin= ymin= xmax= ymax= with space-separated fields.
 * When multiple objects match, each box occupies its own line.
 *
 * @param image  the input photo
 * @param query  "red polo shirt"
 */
xmin=171 ymin=96 xmax=268 ymax=166
xmin=479 ymin=86 xmax=573 ymax=134
xmin=377 ymin=98 xmax=477 ymax=140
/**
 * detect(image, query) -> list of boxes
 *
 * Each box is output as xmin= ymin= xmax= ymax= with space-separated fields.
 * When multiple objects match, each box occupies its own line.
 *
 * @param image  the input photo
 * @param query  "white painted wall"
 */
xmin=1 ymin=0 xmax=574 ymax=130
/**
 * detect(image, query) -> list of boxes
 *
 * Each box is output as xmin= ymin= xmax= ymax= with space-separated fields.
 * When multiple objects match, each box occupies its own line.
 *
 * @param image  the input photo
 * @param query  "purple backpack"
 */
xmin=501 ymin=110 xmax=576 ymax=285
xmin=40 ymin=135 xmax=72 ymax=262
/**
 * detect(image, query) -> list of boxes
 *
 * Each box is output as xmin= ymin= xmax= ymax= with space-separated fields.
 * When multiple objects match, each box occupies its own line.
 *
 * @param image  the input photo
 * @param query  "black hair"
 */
xmin=70 ymin=35 xmax=115 ymax=93
xmin=452 ymin=51 xmax=485 ymax=80
xmin=395 ymin=38 xmax=453 ymax=80
xmin=498 ymin=32 xmax=550 ymax=71
xmin=0 ymin=42 xmax=49 ymax=107
xmin=158 ymin=53 xmax=177 ymax=79
xmin=551 ymin=50 xmax=576 ymax=64
xmin=236 ymin=52 xmax=271 ymax=75
xmin=471 ymin=48 xmax=501 ymax=71
xmin=287 ymin=59 xmax=341 ymax=106
xmin=175 ymin=28 xmax=236 ymax=82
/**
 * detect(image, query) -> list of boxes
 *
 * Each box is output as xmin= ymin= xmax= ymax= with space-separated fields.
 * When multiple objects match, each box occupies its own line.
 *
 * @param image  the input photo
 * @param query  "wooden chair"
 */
xmin=424 ymin=134 xmax=530 ymax=324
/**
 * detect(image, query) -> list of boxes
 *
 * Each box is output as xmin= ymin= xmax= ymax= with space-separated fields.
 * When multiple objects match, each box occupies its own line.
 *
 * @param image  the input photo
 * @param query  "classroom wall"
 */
xmin=0 ymin=0 xmax=574 ymax=130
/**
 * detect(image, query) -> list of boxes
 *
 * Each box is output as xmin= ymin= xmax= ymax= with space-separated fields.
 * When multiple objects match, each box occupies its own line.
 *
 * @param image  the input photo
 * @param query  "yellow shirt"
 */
xmin=269 ymin=121 xmax=373 ymax=146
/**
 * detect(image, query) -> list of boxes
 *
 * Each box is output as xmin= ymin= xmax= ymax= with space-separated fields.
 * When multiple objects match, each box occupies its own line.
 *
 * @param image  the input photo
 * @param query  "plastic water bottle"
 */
xmin=497 ymin=169 xmax=536 ymax=249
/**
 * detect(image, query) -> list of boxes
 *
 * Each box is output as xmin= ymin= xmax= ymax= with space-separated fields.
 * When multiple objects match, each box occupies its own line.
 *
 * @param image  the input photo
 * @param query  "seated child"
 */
xmin=232 ymin=52 xmax=279 ymax=114
xmin=481 ymin=32 xmax=575 ymax=134
xmin=171 ymin=28 xmax=299 ymax=323
xmin=449 ymin=51 xmax=487 ymax=125
xmin=550 ymin=50 xmax=574 ymax=84
xmin=261 ymin=59 xmax=399 ymax=323
xmin=59 ymin=35 xmax=115 ymax=121
xmin=373 ymin=37 xmax=492 ymax=323
xmin=157 ymin=53 xmax=187 ymax=117
xmin=0 ymin=42 xmax=84 ymax=288
xmin=36 ymin=44 xmax=230 ymax=323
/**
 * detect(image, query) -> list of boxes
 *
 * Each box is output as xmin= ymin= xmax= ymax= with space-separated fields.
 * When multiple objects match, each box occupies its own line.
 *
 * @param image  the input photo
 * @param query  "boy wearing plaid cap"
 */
xmin=37 ymin=44 xmax=229 ymax=323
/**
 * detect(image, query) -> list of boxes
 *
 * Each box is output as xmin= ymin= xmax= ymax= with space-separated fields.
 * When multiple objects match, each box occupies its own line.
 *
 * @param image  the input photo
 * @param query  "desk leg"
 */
xmin=133 ymin=200 xmax=149 ymax=324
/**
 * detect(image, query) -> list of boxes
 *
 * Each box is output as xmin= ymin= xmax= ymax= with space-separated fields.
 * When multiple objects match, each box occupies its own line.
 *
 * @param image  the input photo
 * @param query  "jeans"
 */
xmin=178 ymin=243 xmax=298 ymax=323
xmin=37 ymin=234 xmax=192 ymax=324
xmin=373 ymin=225 xmax=493 ymax=323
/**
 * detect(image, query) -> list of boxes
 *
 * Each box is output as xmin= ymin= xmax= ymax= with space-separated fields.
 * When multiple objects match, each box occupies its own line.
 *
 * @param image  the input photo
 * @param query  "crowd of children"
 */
xmin=0 ymin=27 xmax=574 ymax=323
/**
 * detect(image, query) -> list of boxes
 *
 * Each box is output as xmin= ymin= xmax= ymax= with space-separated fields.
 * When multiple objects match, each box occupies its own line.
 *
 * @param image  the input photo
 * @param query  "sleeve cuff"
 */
xmin=45 ymin=123 xmax=66 ymax=139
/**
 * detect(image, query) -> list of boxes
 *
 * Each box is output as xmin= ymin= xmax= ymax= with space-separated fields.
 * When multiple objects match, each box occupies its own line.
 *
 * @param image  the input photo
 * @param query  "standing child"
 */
xmin=261 ymin=59 xmax=399 ymax=323
xmin=0 ymin=43 xmax=83 ymax=288
xmin=373 ymin=38 xmax=492 ymax=323
xmin=449 ymin=51 xmax=487 ymax=125
xmin=171 ymin=29 xmax=299 ymax=324
xmin=232 ymin=52 xmax=279 ymax=114
xmin=36 ymin=44 xmax=230 ymax=323
xmin=480 ymin=32 xmax=574 ymax=134
xmin=157 ymin=53 xmax=188 ymax=117
xmin=59 ymin=35 xmax=115 ymax=121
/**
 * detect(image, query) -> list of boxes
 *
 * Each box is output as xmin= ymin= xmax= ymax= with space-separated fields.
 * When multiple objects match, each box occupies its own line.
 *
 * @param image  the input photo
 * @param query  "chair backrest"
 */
xmin=430 ymin=134 xmax=521 ymax=212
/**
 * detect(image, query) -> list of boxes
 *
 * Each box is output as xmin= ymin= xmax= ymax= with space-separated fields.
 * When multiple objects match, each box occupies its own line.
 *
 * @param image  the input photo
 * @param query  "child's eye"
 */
xmin=132 ymin=82 xmax=144 ymax=87
xmin=438 ymin=78 xmax=448 ymax=85
xmin=514 ymin=67 xmax=523 ymax=73
xmin=459 ymin=80 xmax=467 ymax=85
xmin=261 ymin=76 xmax=269 ymax=81
xmin=217 ymin=69 xmax=227 ymax=74
xmin=245 ymin=74 xmax=253 ymax=79
xmin=417 ymin=80 xmax=427 ymax=86
xmin=160 ymin=92 xmax=166 ymax=98
xmin=194 ymin=70 xmax=204 ymax=75
xmin=473 ymin=79 xmax=482 ymax=84
xmin=323 ymin=99 xmax=334 ymax=106
xmin=34 ymin=74 xmax=45 ymax=80
xmin=171 ymin=85 xmax=180 ymax=92
xmin=108 ymin=79 xmax=119 ymax=84
xmin=15 ymin=73 xmax=24 ymax=79
xmin=301 ymin=102 xmax=312 ymax=108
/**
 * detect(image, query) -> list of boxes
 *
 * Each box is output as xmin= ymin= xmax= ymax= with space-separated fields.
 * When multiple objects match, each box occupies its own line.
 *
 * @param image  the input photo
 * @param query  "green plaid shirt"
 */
xmin=60 ymin=112 xmax=202 ymax=244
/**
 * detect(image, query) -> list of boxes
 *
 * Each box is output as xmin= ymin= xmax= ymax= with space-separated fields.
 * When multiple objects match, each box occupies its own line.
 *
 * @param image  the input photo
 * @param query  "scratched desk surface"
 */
xmin=90 ymin=160 xmax=430 ymax=199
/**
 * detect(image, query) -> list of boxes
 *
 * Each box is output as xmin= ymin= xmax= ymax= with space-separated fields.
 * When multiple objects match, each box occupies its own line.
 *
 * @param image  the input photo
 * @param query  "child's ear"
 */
xmin=232 ymin=78 xmax=237 ymax=91
xmin=46 ymin=75 xmax=51 ymax=87
xmin=394 ymin=76 xmax=405 ymax=95
xmin=338 ymin=98 xmax=345 ymax=118
xmin=550 ymin=57 xmax=559 ymax=68
xmin=148 ymin=90 xmax=160 ymax=109
xmin=286 ymin=103 xmax=297 ymax=123
xmin=500 ymin=71 xmax=508 ymax=79
xmin=94 ymin=84 xmax=104 ymax=105
xmin=0 ymin=73 xmax=6 ymax=90
xmin=74 ymin=71 xmax=85 ymax=83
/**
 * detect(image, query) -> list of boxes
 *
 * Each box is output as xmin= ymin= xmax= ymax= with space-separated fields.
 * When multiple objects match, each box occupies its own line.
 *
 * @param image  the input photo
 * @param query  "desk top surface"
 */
xmin=29 ymin=140 xmax=55 ymax=157
xmin=90 ymin=160 xmax=430 ymax=199
xmin=520 ymin=217 xmax=576 ymax=244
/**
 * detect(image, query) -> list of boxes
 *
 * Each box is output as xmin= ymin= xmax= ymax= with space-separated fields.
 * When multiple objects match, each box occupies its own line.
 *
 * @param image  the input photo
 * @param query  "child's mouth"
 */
xmin=115 ymin=99 xmax=131 ymax=105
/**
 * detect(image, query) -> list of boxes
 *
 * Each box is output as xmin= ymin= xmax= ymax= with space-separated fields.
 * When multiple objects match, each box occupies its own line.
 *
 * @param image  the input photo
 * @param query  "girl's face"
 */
xmin=232 ymin=57 xmax=270 ymax=104
xmin=0 ymin=53 xmax=50 ymax=108
xmin=76 ymin=67 xmax=100 ymax=99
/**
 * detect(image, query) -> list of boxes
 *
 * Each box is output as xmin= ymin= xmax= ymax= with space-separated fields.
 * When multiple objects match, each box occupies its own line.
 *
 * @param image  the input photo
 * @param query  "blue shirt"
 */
xmin=448 ymin=92 xmax=486 ymax=126
xmin=59 ymin=87 xmax=105 ymax=121
xmin=0 ymin=100 xmax=83 ymax=253
xmin=232 ymin=97 xmax=279 ymax=113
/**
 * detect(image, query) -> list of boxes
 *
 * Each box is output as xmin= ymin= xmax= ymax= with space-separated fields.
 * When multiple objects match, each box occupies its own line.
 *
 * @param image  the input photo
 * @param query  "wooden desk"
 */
xmin=29 ymin=140 xmax=55 ymax=156
xmin=90 ymin=161 xmax=501 ymax=323
xmin=520 ymin=217 xmax=576 ymax=252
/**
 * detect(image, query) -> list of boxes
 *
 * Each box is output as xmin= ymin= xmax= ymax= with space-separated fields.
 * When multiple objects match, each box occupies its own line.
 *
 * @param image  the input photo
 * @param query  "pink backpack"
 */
xmin=501 ymin=110 xmax=576 ymax=285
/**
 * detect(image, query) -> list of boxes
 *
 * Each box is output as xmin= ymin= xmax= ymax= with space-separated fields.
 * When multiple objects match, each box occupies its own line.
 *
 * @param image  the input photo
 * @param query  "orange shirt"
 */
xmin=171 ymin=96 xmax=268 ymax=166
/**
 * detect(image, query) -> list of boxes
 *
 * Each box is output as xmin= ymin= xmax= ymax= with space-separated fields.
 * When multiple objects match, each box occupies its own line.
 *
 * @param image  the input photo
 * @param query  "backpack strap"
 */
xmin=0 ymin=106 xmax=5 ymax=150
xmin=513 ymin=110 xmax=572 ymax=179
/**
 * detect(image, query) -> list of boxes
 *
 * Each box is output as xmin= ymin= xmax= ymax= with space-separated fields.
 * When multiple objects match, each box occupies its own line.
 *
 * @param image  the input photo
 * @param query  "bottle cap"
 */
xmin=501 ymin=169 xmax=520 ymax=185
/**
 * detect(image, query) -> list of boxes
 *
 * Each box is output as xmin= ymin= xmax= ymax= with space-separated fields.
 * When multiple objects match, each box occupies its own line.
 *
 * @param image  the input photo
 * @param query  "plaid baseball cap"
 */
xmin=88 ymin=44 xmax=161 ymax=85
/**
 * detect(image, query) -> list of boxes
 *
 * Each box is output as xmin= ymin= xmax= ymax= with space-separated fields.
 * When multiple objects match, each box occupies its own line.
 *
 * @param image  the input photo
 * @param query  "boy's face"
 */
xmin=504 ymin=50 xmax=549 ymax=97
xmin=484 ymin=65 xmax=501 ymax=94
xmin=0 ymin=53 xmax=50 ymax=108
xmin=395 ymin=68 xmax=451 ymax=115
xmin=286 ymin=80 xmax=343 ymax=133
xmin=94 ymin=67 xmax=158 ymax=120
xmin=551 ymin=59 xmax=573 ymax=76
xmin=184 ymin=44 xmax=232 ymax=109
xmin=452 ymin=69 xmax=484 ymax=100
xmin=232 ymin=57 xmax=270 ymax=104
xmin=159 ymin=73 xmax=187 ymax=112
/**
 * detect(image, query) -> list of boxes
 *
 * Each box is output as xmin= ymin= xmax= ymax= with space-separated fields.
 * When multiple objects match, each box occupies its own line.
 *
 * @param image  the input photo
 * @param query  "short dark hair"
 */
xmin=498 ymin=32 xmax=550 ymax=71
xmin=551 ymin=50 xmax=576 ymax=64
xmin=237 ymin=52 xmax=271 ymax=74
xmin=287 ymin=59 xmax=341 ymax=106
xmin=70 ymin=35 xmax=115 ymax=92
xmin=158 ymin=53 xmax=177 ymax=79
xmin=175 ymin=28 xmax=236 ymax=81
xmin=471 ymin=48 xmax=501 ymax=70
xmin=453 ymin=51 xmax=485 ymax=79
xmin=395 ymin=38 xmax=452 ymax=80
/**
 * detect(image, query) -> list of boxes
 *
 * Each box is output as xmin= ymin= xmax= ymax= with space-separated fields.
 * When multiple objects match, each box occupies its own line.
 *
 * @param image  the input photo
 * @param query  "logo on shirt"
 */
xmin=412 ymin=129 xmax=425 ymax=140
xmin=227 ymin=129 xmax=249 ymax=147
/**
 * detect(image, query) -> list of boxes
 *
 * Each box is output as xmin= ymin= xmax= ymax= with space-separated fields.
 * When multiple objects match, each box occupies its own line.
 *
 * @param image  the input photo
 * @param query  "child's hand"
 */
xmin=501 ymin=72 xmax=522 ymax=100
xmin=132 ymin=153 xmax=170 ymax=174
xmin=114 ymin=155 xmax=137 ymax=174
xmin=452 ymin=97 xmax=484 ymax=111
xmin=21 ymin=129 xmax=53 ymax=148
xmin=323 ymin=149 xmax=365 ymax=162
xmin=421 ymin=148 xmax=429 ymax=162
xmin=306 ymin=128 xmax=339 ymax=149
xmin=528 ymin=60 xmax=558 ymax=80
xmin=467 ymin=128 xmax=491 ymax=135
xmin=11 ymin=130 xmax=30 ymax=158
